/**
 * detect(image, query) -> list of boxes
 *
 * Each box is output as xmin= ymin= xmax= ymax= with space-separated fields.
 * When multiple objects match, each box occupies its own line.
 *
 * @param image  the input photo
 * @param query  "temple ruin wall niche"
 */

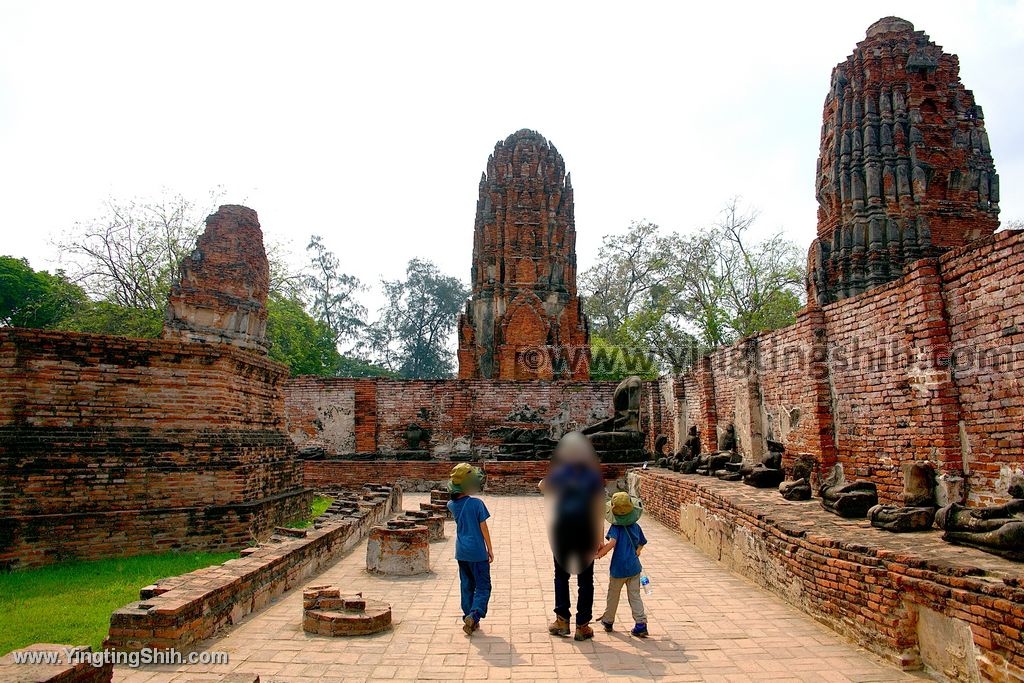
xmin=283 ymin=378 xmax=668 ymax=457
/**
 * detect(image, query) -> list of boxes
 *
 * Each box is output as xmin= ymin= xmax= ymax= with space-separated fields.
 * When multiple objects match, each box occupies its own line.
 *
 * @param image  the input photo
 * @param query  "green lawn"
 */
xmin=0 ymin=551 xmax=238 ymax=655
xmin=285 ymin=495 xmax=334 ymax=529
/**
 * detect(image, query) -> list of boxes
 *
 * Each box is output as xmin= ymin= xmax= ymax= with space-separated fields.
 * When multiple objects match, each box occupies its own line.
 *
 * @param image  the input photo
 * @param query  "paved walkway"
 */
xmin=117 ymin=494 xmax=928 ymax=682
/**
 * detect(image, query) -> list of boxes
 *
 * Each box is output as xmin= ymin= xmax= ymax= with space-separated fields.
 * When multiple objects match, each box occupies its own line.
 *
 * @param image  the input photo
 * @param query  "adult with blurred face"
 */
xmin=538 ymin=431 xmax=605 ymax=641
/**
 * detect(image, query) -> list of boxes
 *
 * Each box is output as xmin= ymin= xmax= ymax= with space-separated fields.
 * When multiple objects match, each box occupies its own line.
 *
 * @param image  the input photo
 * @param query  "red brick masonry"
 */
xmin=104 ymin=485 xmax=400 ymax=652
xmin=285 ymin=377 xmax=669 ymax=456
xmin=304 ymin=460 xmax=636 ymax=494
xmin=667 ymin=230 xmax=1024 ymax=506
xmin=634 ymin=468 xmax=1024 ymax=679
xmin=0 ymin=328 xmax=311 ymax=569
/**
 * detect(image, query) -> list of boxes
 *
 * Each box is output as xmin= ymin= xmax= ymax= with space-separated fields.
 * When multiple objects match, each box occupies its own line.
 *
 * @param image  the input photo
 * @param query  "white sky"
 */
xmin=1 ymin=1 xmax=1022 ymax=314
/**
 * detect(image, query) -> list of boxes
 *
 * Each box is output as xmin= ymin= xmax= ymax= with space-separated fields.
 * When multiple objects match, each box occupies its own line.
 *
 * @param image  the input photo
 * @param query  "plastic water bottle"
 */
xmin=640 ymin=574 xmax=653 ymax=596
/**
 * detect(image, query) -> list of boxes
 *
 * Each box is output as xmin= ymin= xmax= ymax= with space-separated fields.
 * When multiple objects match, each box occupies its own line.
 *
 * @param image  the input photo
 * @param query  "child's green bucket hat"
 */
xmin=605 ymin=491 xmax=643 ymax=526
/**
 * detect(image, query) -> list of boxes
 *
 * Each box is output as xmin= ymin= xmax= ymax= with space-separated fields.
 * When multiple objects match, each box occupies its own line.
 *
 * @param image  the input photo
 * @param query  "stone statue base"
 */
xmin=868 ymin=505 xmax=936 ymax=532
xmin=779 ymin=479 xmax=812 ymax=501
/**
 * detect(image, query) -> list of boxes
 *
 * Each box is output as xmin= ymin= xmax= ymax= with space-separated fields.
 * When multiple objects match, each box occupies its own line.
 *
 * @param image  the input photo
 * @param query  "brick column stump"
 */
xmin=302 ymin=586 xmax=391 ymax=636
xmin=366 ymin=520 xmax=430 ymax=575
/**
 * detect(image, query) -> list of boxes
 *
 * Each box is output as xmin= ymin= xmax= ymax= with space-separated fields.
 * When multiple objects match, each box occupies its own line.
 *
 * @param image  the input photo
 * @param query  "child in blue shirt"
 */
xmin=447 ymin=463 xmax=493 ymax=636
xmin=595 ymin=491 xmax=649 ymax=637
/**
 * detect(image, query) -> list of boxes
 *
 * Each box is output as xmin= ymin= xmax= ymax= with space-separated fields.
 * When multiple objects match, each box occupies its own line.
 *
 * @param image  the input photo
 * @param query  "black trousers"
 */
xmin=553 ymin=557 xmax=595 ymax=625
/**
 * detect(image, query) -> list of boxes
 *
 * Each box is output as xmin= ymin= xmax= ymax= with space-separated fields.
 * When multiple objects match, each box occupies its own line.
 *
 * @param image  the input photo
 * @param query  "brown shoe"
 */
xmin=548 ymin=616 xmax=570 ymax=637
xmin=574 ymin=623 xmax=595 ymax=641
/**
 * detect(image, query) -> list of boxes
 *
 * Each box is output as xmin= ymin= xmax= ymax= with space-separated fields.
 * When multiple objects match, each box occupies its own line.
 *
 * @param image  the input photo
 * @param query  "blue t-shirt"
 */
xmin=447 ymin=495 xmax=491 ymax=562
xmin=606 ymin=523 xmax=647 ymax=579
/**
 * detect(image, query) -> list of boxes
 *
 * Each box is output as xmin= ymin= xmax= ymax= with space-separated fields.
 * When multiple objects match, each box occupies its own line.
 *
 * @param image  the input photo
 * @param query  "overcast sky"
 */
xmin=1 ymin=1 xmax=1021 ymax=313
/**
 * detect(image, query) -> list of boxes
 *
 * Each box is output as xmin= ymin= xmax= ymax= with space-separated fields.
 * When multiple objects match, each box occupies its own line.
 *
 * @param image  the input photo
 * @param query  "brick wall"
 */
xmin=105 ymin=485 xmax=400 ymax=652
xmin=285 ymin=377 xmax=666 ymax=457
xmin=634 ymin=469 xmax=1024 ymax=678
xmin=669 ymin=230 xmax=1024 ymax=506
xmin=942 ymin=231 xmax=1024 ymax=505
xmin=0 ymin=328 xmax=311 ymax=569
xmin=304 ymin=459 xmax=636 ymax=494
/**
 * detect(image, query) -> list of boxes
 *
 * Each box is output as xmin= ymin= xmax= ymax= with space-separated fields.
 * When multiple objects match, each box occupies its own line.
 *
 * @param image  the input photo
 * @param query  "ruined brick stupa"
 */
xmin=164 ymin=205 xmax=271 ymax=352
xmin=808 ymin=17 xmax=1000 ymax=305
xmin=457 ymin=129 xmax=590 ymax=380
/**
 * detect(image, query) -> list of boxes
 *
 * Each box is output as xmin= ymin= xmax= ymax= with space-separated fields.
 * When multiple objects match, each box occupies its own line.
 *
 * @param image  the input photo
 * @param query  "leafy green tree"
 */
xmin=266 ymin=293 xmax=393 ymax=377
xmin=366 ymin=259 xmax=468 ymax=379
xmin=266 ymin=293 xmax=343 ymax=375
xmin=58 ymin=302 xmax=164 ymax=338
xmin=57 ymin=191 xmax=219 ymax=309
xmin=0 ymin=257 xmax=88 ymax=328
xmin=581 ymin=199 xmax=805 ymax=371
xmin=304 ymin=235 xmax=366 ymax=348
xmin=581 ymin=221 xmax=694 ymax=372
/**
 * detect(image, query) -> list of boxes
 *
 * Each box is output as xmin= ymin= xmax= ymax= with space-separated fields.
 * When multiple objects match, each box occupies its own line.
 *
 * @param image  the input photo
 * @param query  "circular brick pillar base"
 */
xmin=398 ymin=511 xmax=445 ymax=542
xmin=366 ymin=520 xmax=430 ymax=575
xmin=302 ymin=586 xmax=392 ymax=636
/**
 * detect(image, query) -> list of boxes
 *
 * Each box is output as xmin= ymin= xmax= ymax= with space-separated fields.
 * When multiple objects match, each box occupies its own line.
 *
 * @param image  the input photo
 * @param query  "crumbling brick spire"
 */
xmin=457 ymin=129 xmax=590 ymax=380
xmin=163 ymin=204 xmax=270 ymax=353
xmin=808 ymin=17 xmax=1000 ymax=305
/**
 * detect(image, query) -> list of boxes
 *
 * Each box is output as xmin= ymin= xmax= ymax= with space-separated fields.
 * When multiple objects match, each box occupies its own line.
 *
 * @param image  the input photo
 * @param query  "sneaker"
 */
xmin=463 ymin=614 xmax=477 ymax=636
xmin=574 ymin=623 xmax=595 ymax=641
xmin=548 ymin=616 xmax=570 ymax=637
xmin=600 ymin=619 xmax=614 ymax=632
xmin=630 ymin=623 xmax=649 ymax=638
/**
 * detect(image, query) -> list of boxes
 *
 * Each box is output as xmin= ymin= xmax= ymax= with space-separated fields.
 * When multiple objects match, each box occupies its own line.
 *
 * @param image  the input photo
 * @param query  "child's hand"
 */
xmin=488 ymin=549 xmax=494 ymax=563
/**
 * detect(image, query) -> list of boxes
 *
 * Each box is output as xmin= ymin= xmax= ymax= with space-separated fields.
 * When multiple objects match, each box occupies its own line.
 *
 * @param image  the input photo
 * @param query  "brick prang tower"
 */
xmin=457 ymin=129 xmax=590 ymax=380
xmin=808 ymin=16 xmax=1000 ymax=305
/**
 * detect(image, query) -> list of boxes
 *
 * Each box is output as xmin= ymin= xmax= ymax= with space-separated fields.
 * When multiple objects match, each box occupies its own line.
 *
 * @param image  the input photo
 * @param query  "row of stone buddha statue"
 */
xmin=656 ymin=425 xmax=1024 ymax=562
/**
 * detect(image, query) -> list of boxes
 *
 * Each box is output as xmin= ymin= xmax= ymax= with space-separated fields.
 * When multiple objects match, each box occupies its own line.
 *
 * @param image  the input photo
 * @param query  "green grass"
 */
xmin=285 ymin=495 xmax=334 ymax=529
xmin=0 ymin=551 xmax=238 ymax=655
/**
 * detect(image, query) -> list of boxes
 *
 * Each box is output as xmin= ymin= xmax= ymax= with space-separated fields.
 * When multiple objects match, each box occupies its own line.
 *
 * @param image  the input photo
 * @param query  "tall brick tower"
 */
xmin=457 ymin=129 xmax=590 ymax=380
xmin=808 ymin=17 xmax=1000 ymax=305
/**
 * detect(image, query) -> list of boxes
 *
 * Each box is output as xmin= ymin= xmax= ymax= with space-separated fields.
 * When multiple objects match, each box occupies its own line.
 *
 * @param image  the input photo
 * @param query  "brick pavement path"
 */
xmin=116 ymin=494 xmax=928 ymax=682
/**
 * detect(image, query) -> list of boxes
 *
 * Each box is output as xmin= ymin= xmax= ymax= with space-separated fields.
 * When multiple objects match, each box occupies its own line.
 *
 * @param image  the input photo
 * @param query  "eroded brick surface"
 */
xmin=457 ymin=130 xmax=590 ymax=380
xmin=164 ymin=205 xmax=270 ymax=352
xmin=808 ymin=17 xmax=1000 ymax=305
xmin=0 ymin=328 xmax=310 ymax=569
xmin=634 ymin=468 xmax=1024 ymax=677
xmin=104 ymin=485 xmax=400 ymax=652
xmin=285 ymin=377 xmax=669 ymax=457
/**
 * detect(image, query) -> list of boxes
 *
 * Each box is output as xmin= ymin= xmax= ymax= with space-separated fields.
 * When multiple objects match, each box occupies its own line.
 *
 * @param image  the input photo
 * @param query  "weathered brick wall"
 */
xmin=634 ymin=469 xmax=1024 ymax=679
xmin=105 ymin=485 xmax=400 ymax=653
xmin=304 ymin=459 xmax=636 ymax=494
xmin=942 ymin=230 xmax=1024 ymax=505
xmin=708 ymin=346 xmax=738 ymax=450
xmin=670 ymin=230 xmax=1024 ymax=506
xmin=823 ymin=259 xmax=963 ymax=502
xmin=285 ymin=378 xmax=667 ymax=456
xmin=755 ymin=308 xmax=835 ymax=471
xmin=0 ymin=328 xmax=311 ymax=569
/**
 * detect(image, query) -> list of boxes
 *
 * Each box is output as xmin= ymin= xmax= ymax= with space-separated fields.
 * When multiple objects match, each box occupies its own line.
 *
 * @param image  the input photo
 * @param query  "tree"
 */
xmin=57 ymin=190 xmax=220 ymax=310
xmin=0 ymin=257 xmax=88 ymax=328
xmin=581 ymin=221 xmax=695 ymax=373
xmin=695 ymin=198 xmax=805 ymax=342
xmin=304 ymin=235 xmax=366 ymax=349
xmin=581 ymin=199 xmax=806 ymax=372
xmin=365 ymin=259 xmax=468 ymax=379
xmin=58 ymin=301 xmax=164 ymax=338
xmin=265 ymin=293 xmax=393 ymax=377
